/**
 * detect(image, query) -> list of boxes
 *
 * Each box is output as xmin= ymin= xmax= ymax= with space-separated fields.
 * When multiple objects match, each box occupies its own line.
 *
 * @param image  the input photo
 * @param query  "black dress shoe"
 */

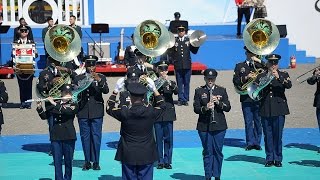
xmin=177 ymin=101 xmax=182 ymax=106
xmin=183 ymin=101 xmax=189 ymax=106
xmin=265 ymin=161 xmax=274 ymax=167
xmin=82 ymin=162 xmax=92 ymax=171
xmin=92 ymin=162 xmax=101 ymax=170
xmin=245 ymin=145 xmax=254 ymax=151
xmin=156 ymin=164 xmax=164 ymax=169
xmin=26 ymin=106 xmax=31 ymax=109
xmin=254 ymin=145 xmax=262 ymax=150
xmin=274 ymin=161 xmax=282 ymax=167
xmin=164 ymin=164 xmax=172 ymax=169
xmin=20 ymin=105 xmax=24 ymax=109
xmin=48 ymin=151 xmax=52 ymax=156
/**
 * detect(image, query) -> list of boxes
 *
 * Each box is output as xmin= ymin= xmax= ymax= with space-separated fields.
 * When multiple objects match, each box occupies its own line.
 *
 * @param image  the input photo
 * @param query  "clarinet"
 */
xmin=209 ymin=88 xmax=216 ymax=124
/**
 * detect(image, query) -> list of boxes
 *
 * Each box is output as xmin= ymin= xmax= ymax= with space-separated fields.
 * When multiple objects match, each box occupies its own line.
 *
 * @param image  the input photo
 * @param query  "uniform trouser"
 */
xmin=51 ymin=140 xmax=75 ymax=180
xmin=316 ymin=108 xmax=320 ymax=132
xmin=261 ymin=115 xmax=285 ymax=162
xmin=122 ymin=163 xmax=153 ymax=180
xmin=241 ymin=102 xmax=262 ymax=146
xmin=17 ymin=75 xmax=33 ymax=106
xmin=175 ymin=69 xmax=191 ymax=102
xmin=198 ymin=130 xmax=226 ymax=178
xmin=237 ymin=7 xmax=251 ymax=35
xmin=47 ymin=114 xmax=54 ymax=152
xmin=78 ymin=117 xmax=103 ymax=163
xmin=154 ymin=121 xmax=173 ymax=164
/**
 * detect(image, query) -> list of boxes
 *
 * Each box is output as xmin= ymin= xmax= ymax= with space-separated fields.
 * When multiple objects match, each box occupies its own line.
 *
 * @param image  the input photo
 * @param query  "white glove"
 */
xmin=146 ymin=77 xmax=156 ymax=91
xmin=114 ymin=77 xmax=125 ymax=93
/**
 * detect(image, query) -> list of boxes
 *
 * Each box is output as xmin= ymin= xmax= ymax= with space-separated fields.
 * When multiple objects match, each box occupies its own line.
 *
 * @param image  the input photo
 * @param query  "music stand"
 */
xmin=91 ymin=24 xmax=109 ymax=59
xmin=0 ymin=25 xmax=10 ymax=65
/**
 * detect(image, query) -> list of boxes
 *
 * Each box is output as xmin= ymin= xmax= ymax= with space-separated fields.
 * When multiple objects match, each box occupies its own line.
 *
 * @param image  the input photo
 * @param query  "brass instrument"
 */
xmin=133 ymin=20 xmax=171 ymax=57
xmin=240 ymin=19 xmax=280 ymax=100
xmin=235 ymin=68 xmax=264 ymax=95
xmin=243 ymin=18 xmax=280 ymax=55
xmin=189 ymin=30 xmax=207 ymax=47
xmin=296 ymin=65 xmax=320 ymax=84
xmin=36 ymin=69 xmax=71 ymax=99
xmin=44 ymin=24 xmax=81 ymax=62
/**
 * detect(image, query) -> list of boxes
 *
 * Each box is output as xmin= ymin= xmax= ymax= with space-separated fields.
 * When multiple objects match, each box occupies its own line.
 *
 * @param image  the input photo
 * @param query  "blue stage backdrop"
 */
xmin=0 ymin=24 xmax=313 ymax=75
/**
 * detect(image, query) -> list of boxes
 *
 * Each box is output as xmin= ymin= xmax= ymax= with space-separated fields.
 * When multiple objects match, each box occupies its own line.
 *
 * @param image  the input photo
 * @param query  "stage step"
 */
xmin=289 ymin=44 xmax=316 ymax=64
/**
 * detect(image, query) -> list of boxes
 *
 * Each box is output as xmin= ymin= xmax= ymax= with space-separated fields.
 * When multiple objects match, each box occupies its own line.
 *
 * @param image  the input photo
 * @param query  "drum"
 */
xmin=12 ymin=43 xmax=36 ymax=74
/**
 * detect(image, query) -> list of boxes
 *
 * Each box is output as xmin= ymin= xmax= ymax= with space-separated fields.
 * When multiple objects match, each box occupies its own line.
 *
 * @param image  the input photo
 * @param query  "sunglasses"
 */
xmin=20 ymin=30 xmax=28 ymax=33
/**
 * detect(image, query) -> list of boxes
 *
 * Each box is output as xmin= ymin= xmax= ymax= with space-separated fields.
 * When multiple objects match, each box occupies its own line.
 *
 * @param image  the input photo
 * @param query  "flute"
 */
xmin=25 ymin=96 xmax=71 ymax=103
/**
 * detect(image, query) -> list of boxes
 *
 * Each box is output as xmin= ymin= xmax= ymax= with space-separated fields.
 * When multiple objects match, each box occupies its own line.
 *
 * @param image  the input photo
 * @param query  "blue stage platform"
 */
xmin=0 ymin=24 xmax=315 ymax=76
xmin=1 ymin=128 xmax=320 ymax=179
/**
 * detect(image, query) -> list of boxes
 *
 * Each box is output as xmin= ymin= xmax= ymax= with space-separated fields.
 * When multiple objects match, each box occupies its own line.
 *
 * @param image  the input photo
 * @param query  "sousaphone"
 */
xmin=45 ymin=24 xmax=81 ymax=62
xmin=133 ymin=20 xmax=171 ymax=57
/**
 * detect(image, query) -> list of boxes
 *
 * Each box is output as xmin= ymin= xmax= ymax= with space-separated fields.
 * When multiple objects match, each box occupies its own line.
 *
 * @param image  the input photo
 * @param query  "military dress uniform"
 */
xmin=193 ymin=69 xmax=231 ymax=180
xmin=124 ymin=37 xmax=137 ymax=67
xmin=154 ymin=61 xmax=178 ymax=169
xmin=307 ymin=71 xmax=320 ymax=132
xmin=255 ymin=54 xmax=292 ymax=167
xmin=169 ymin=26 xmax=199 ymax=105
xmin=73 ymin=55 xmax=109 ymax=170
xmin=0 ymin=81 xmax=9 ymax=135
xmin=107 ymin=83 xmax=166 ymax=180
xmin=36 ymin=84 xmax=78 ymax=180
xmin=233 ymin=47 xmax=263 ymax=150
xmin=14 ymin=32 xmax=37 ymax=109
xmin=118 ymin=68 xmax=148 ymax=107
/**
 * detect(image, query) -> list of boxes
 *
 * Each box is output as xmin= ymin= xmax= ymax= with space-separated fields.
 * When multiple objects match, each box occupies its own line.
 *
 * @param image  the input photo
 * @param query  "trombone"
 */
xmin=296 ymin=65 xmax=320 ymax=84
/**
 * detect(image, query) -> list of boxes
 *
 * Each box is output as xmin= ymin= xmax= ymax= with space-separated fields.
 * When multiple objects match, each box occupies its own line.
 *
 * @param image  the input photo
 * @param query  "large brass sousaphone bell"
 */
xmin=134 ymin=20 xmax=171 ymax=57
xmin=45 ymin=24 xmax=81 ymax=62
xmin=243 ymin=18 xmax=280 ymax=55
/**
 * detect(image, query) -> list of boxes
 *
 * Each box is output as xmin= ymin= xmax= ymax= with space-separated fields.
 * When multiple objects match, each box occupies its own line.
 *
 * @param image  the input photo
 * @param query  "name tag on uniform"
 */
xmin=201 ymin=93 xmax=208 ymax=99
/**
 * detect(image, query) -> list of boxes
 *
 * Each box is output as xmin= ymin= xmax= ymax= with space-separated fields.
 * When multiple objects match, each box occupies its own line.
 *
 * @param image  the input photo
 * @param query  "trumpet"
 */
xmin=296 ymin=65 xmax=320 ymax=84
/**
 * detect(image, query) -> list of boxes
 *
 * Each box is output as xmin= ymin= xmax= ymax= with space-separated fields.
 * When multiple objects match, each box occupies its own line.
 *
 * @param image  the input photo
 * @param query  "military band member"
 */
xmin=233 ymin=46 xmax=264 ymax=150
xmin=168 ymin=25 xmax=199 ymax=106
xmin=307 ymin=67 xmax=320 ymax=153
xmin=128 ymin=49 xmax=150 ymax=75
xmin=37 ymin=56 xmax=74 ymax=155
xmin=13 ymin=26 xmax=37 ymax=109
xmin=124 ymin=34 xmax=137 ymax=67
xmin=154 ymin=60 xmax=178 ymax=169
xmin=0 ymin=80 xmax=8 ymax=135
xmin=73 ymin=55 xmax=109 ymax=171
xmin=36 ymin=84 xmax=78 ymax=180
xmin=107 ymin=81 xmax=166 ymax=180
xmin=193 ymin=69 xmax=231 ymax=180
xmin=117 ymin=68 xmax=146 ymax=107
xmin=13 ymin=17 xmax=34 ymax=41
xmin=255 ymin=54 xmax=292 ymax=167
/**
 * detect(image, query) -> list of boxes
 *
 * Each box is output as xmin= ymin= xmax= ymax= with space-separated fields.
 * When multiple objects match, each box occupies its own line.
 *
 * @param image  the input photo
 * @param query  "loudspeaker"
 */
xmin=87 ymin=42 xmax=111 ymax=60
xmin=277 ymin=25 xmax=287 ymax=38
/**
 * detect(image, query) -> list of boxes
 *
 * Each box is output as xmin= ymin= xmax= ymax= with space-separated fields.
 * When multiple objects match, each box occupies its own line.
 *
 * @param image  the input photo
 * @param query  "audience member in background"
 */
xmin=235 ymin=0 xmax=253 ymax=38
xmin=42 ymin=17 xmax=55 ymax=63
xmin=253 ymin=0 xmax=267 ymax=19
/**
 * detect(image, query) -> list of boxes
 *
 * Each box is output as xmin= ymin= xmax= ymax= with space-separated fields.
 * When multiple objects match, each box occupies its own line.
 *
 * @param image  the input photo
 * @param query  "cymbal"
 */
xmin=167 ymin=31 xmax=175 ymax=48
xmin=189 ymin=30 xmax=207 ymax=47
